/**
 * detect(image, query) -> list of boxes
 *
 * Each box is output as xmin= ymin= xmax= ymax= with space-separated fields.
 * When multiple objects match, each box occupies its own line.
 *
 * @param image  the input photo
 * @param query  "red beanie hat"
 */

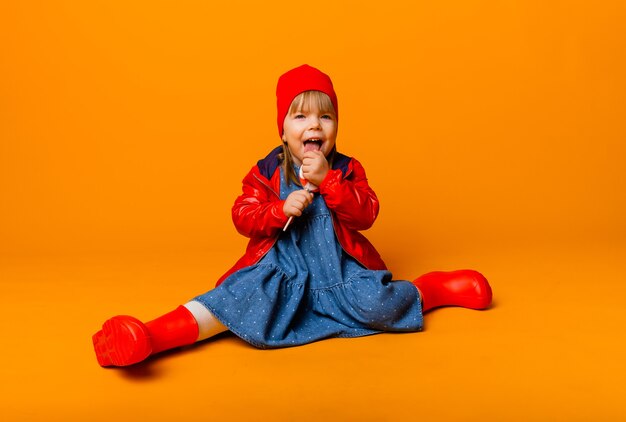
xmin=276 ymin=64 xmax=338 ymax=137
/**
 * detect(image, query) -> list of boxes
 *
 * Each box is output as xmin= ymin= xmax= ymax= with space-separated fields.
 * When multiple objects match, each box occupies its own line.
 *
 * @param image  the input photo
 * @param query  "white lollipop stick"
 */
xmin=283 ymin=216 xmax=294 ymax=232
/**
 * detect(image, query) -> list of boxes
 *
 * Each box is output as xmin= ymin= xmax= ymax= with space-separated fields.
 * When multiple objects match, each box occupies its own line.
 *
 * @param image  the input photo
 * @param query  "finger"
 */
xmin=286 ymin=200 xmax=304 ymax=212
xmin=292 ymin=193 xmax=311 ymax=208
xmin=303 ymin=150 xmax=325 ymax=159
xmin=301 ymin=157 xmax=316 ymax=169
xmin=298 ymin=189 xmax=314 ymax=199
xmin=299 ymin=189 xmax=314 ymax=202
xmin=302 ymin=194 xmax=314 ymax=207
xmin=289 ymin=190 xmax=307 ymax=199
xmin=301 ymin=164 xmax=315 ymax=177
xmin=291 ymin=190 xmax=310 ymax=202
xmin=293 ymin=198 xmax=307 ymax=209
xmin=287 ymin=190 xmax=313 ymax=209
xmin=291 ymin=195 xmax=312 ymax=210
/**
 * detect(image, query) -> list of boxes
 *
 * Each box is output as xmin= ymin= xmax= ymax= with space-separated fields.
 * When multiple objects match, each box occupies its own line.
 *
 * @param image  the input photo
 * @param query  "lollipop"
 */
xmin=283 ymin=167 xmax=319 ymax=231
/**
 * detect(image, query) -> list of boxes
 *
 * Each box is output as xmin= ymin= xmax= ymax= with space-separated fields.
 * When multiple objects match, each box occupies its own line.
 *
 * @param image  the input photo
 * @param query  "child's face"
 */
xmin=282 ymin=105 xmax=337 ymax=166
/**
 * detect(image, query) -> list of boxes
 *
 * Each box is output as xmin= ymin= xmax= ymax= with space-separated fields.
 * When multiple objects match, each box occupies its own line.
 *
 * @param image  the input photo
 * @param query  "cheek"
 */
xmin=285 ymin=125 xmax=303 ymax=138
xmin=287 ymin=140 xmax=303 ymax=156
xmin=283 ymin=128 xmax=297 ymax=143
xmin=325 ymin=125 xmax=338 ymax=140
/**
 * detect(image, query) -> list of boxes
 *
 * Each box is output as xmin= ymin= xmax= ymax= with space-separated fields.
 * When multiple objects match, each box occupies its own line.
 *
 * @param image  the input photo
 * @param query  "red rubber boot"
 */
xmin=412 ymin=270 xmax=492 ymax=313
xmin=92 ymin=305 xmax=199 ymax=367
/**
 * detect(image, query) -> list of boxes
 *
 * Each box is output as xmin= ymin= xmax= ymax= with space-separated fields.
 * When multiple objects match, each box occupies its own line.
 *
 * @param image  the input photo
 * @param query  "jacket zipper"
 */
xmin=253 ymin=173 xmax=280 ymax=199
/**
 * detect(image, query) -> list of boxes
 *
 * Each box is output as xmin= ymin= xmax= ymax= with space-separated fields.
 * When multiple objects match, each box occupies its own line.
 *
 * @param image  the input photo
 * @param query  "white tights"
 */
xmin=183 ymin=300 xmax=229 ymax=341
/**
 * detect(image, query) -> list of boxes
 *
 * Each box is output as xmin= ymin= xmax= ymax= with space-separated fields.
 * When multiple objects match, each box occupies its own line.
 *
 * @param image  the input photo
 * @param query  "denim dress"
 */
xmin=192 ymin=167 xmax=423 ymax=349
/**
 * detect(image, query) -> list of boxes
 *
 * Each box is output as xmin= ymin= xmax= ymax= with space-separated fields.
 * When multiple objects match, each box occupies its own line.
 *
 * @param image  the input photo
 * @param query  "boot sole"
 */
xmin=93 ymin=316 xmax=152 ymax=367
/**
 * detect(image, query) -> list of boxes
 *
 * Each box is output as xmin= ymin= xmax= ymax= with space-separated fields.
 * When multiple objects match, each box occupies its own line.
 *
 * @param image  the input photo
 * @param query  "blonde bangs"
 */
xmin=288 ymin=91 xmax=336 ymax=116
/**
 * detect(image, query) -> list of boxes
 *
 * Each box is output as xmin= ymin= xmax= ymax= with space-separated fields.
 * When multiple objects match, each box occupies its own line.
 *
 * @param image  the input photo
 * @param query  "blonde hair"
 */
xmin=280 ymin=90 xmax=337 ymax=185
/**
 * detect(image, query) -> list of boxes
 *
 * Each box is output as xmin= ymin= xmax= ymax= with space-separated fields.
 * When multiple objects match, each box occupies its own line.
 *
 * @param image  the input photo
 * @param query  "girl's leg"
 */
xmin=93 ymin=302 xmax=227 ymax=367
xmin=412 ymin=269 xmax=492 ymax=313
xmin=183 ymin=300 xmax=228 ymax=341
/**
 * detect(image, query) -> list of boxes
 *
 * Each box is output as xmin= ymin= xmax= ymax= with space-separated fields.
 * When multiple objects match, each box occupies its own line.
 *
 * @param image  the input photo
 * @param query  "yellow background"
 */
xmin=1 ymin=1 xmax=625 ymax=420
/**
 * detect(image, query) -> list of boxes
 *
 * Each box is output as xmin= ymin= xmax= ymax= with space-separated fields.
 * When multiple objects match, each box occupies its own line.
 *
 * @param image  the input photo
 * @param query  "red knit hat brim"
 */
xmin=276 ymin=64 xmax=338 ymax=138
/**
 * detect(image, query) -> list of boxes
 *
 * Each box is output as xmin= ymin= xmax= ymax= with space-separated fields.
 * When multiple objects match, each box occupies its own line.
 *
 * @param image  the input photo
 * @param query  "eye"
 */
xmin=294 ymin=114 xmax=306 ymax=119
xmin=321 ymin=114 xmax=333 ymax=120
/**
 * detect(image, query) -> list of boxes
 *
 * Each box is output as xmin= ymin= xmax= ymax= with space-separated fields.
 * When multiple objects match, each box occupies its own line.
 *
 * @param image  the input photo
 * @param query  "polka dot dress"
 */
xmin=192 ymin=167 xmax=423 ymax=348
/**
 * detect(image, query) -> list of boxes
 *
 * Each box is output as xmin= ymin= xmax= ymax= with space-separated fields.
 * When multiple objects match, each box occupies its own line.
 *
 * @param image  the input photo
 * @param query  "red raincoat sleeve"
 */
xmin=231 ymin=167 xmax=288 ymax=238
xmin=318 ymin=158 xmax=379 ymax=231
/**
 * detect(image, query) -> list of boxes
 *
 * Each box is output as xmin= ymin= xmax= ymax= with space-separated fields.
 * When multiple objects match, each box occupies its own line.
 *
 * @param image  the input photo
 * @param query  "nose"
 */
xmin=308 ymin=116 xmax=322 ymax=130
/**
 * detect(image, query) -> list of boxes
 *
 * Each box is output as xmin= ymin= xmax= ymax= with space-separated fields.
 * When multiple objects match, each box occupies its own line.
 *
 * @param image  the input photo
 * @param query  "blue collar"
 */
xmin=257 ymin=145 xmax=351 ymax=180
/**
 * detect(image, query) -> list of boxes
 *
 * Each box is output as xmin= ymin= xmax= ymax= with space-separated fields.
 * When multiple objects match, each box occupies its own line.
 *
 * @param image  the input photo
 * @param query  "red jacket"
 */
xmin=216 ymin=147 xmax=387 ymax=286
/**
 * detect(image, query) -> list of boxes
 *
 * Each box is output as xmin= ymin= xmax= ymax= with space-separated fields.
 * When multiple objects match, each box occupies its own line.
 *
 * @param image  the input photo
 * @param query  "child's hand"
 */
xmin=301 ymin=151 xmax=329 ymax=186
xmin=283 ymin=190 xmax=314 ymax=218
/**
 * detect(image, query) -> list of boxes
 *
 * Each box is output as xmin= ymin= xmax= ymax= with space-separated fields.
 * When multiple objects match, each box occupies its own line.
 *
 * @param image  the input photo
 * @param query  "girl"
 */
xmin=93 ymin=64 xmax=492 ymax=367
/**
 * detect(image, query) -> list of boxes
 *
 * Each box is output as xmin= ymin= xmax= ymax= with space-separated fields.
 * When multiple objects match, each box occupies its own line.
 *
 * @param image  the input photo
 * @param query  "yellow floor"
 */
xmin=1 ymin=242 xmax=624 ymax=421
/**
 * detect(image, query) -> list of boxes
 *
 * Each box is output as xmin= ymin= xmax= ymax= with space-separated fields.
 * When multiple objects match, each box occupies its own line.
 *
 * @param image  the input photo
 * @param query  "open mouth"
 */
xmin=303 ymin=138 xmax=322 ymax=152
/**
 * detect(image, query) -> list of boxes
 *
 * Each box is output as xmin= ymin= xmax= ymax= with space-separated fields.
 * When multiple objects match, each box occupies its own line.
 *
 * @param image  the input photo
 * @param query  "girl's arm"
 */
xmin=319 ymin=159 xmax=379 ymax=231
xmin=231 ymin=169 xmax=288 ymax=238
